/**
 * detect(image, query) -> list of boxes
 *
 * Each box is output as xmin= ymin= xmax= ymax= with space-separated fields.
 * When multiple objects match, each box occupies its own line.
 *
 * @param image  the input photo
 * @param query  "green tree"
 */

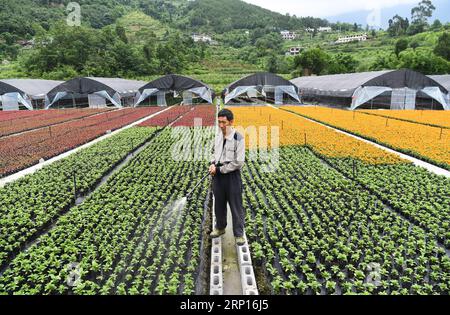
xmin=21 ymin=22 xmax=148 ymax=78
xmin=409 ymin=40 xmax=420 ymax=50
xmin=143 ymin=44 xmax=154 ymax=61
xmin=254 ymin=33 xmax=283 ymax=57
xmin=434 ymin=32 xmax=450 ymax=61
xmin=294 ymin=47 xmax=329 ymax=75
xmin=327 ymin=53 xmax=358 ymax=74
xmin=82 ymin=4 xmax=124 ymax=29
xmin=431 ymin=19 xmax=442 ymax=30
xmin=42 ymin=65 xmax=78 ymax=81
xmin=266 ymin=54 xmax=279 ymax=73
xmin=115 ymin=25 xmax=128 ymax=44
xmin=1 ymin=32 xmax=16 ymax=45
xmin=388 ymin=15 xmax=409 ymax=36
xmin=0 ymin=42 xmax=19 ymax=60
xmin=370 ymin=52 xmax=398 ymax=71
xmin=398 ymin=49 xmax=450 ymax=74
xmin=155 ymin=35 xmax=187 ymax=74
xmin=409 ymin=0 xmax=436 ymax=35
xmin=395 ymin=39 xmax=409 ymax=57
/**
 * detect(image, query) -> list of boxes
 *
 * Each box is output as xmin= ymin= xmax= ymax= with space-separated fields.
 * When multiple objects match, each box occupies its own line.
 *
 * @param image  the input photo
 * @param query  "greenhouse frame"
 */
xmin=291 ymin=69 xmax=449 ymax=110
xmin=135 ymin=74 xmax=214 ymax=107
xmin=429 ymin=75 xmax=450 ymax=98
xmin=0 ymin=79 xmax=63 ymax=111
xmin=222 ymin=72 xmax=301 ymax=105
xmin=45 ymin=77 xmax=146 ymax=109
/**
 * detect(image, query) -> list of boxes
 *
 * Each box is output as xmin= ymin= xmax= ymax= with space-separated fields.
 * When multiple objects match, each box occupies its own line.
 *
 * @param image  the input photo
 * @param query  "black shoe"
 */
xmin=235 ymin=236 xmax=245 ymax=246
xmin=210 ymin=228 xmax=226 ymax=239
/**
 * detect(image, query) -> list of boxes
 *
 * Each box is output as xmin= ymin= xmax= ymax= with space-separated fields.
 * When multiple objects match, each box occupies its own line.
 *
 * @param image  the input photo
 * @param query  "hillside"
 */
xmin=174 ymin=0 xmax=327 ymax=33
xmin=0 ymin=0 xmax=448 ymax=86
xmin=116 ymin=11 xmax=174 ymax=43
xmin=0 ymin=0 xmax=327 ymax=40
xmin=0 ymin=0 xmax=128 ymax=36
xmin=282 ymin=27 xmax=450 ymax=74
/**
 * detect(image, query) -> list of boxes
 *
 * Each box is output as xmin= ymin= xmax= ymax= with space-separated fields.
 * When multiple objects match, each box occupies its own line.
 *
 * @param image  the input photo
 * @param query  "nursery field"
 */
xmin=0 ymin=127 xmax=215 ymax=294
xmin=0 ymin=104 xmax=448 ymax=295
xmin=139 ymin=106 xmax=194 ymax=127
xmin=172 ymin=105 xmax=216 ymax=127
xmin=243 ymin=147 xmax=449 ymax=294
xmin=0 ymin=107 xmax=163 ymax=178
xmin=233 ymin=106 xmax=449 ymax=294
xmin=232 ymin=106 xmax=403 ymax=164
xmin=0 ymin=127 xmax=160 ymax=270
xmin=360 ymin=110 xmax=450 ymax=129
xmin=282 ymin=106 xmax=450 ymax=171
xmin=0 ymin=108 xmax=112 ymax=137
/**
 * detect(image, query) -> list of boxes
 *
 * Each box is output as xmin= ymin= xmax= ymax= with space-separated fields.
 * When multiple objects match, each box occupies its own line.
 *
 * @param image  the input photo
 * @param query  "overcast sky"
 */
xmin=242 ymin=0 xmax=428 ymax=18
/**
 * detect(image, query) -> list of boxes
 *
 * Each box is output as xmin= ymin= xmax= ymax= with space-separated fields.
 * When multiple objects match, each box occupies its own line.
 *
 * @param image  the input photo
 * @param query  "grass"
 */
xmin=116 ymin=11 xmax=174 ymax=43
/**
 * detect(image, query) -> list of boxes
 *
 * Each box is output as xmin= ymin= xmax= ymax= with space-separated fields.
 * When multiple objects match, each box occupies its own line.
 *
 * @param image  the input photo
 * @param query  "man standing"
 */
xmin=209 ymin=109 xmax=246 ymax=246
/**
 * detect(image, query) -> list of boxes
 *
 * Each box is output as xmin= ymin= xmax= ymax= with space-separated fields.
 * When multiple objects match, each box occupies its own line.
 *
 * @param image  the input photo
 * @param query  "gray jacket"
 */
xmin=210 ymin=129 xmax=245 ymax=174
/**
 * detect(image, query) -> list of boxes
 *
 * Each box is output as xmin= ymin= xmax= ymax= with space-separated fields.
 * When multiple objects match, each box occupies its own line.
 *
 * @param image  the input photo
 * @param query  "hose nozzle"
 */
xmin=185 ymin=172 xmax=210 ymax=200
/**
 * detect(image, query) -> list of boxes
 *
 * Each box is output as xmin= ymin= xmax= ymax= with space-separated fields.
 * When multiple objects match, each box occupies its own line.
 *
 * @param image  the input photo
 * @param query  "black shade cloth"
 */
xmin=1 ymin=79 xmax=63 ymax=99
xmin=223 ymin=72 xmax=298 ymax=96
xmin=363 ymin=69 xmax=448 ymax=93
xmin=139 ymin=74 xmax=212 ymax=93
xmin=47 ymin=77 xmax=146 ymax=101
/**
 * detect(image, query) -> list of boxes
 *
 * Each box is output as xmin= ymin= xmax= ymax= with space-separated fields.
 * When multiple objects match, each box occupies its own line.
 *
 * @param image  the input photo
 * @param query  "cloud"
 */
xmin=242 ymin=0 xmax=418 ymax=18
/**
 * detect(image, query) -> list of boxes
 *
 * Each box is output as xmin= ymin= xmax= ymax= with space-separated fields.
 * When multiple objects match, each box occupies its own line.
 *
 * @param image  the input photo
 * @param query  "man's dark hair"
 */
xmin=218 ymin=109 xmax=234 ymax=121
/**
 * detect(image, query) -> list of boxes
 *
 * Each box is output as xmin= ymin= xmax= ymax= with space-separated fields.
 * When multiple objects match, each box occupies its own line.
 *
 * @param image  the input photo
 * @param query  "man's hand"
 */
xmin=209 ymin=164 xmax=217 ymax=176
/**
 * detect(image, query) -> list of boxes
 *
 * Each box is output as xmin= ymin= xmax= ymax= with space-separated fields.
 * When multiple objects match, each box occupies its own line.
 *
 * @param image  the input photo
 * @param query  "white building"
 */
xmin=286 ymin=46 xmax=303 ymax=56
xmin=335 ymin=33 xmax=368 ymax=44
xmin=306 ymin=27 xmax=332 ymax=32
xmin=280 ymin=30 xmax=297 ymax=40
xmin=318 ymin=27 xmax=332 ymax=32
xmin=191 ymin=34 xmax=213 ymax=43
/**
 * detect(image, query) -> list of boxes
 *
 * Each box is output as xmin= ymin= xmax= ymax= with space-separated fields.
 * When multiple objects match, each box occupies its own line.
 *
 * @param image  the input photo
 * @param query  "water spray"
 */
xmin=168 ymin=172 xmax=211 ymax=217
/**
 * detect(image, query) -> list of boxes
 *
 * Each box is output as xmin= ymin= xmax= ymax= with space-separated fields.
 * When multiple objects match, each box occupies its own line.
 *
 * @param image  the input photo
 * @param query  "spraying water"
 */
xmin=164 ymin=197 xmax=187 ymax=221
xmin=175 ymin=197 xmax=188 ymax=211
xmin=149 ymin=196 xmax=188 ymax=244
xmin=155 ymin=173 xmax=210 ymax=241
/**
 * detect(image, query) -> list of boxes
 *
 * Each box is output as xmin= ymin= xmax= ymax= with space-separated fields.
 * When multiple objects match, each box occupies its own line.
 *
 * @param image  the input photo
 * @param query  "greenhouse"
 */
xmin=45 ymin=77 xmax=146 ymax=109
xmin=135 ymin=74 xmax=214 ymax=107
xmin=429 ymin=75 xmax=450 ymax=103
xmin=222 ymin=72 xmax=301 ymax=105
xmin=291 ymin=69 xmax=449 ymax=110
xmin=0 ymin=79 xmax=63 ymax=111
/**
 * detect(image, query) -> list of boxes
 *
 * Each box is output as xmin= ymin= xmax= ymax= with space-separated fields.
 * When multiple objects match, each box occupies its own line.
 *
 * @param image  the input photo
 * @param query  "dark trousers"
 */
xmin=212 ymin=170 xmax=245 ymax=237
